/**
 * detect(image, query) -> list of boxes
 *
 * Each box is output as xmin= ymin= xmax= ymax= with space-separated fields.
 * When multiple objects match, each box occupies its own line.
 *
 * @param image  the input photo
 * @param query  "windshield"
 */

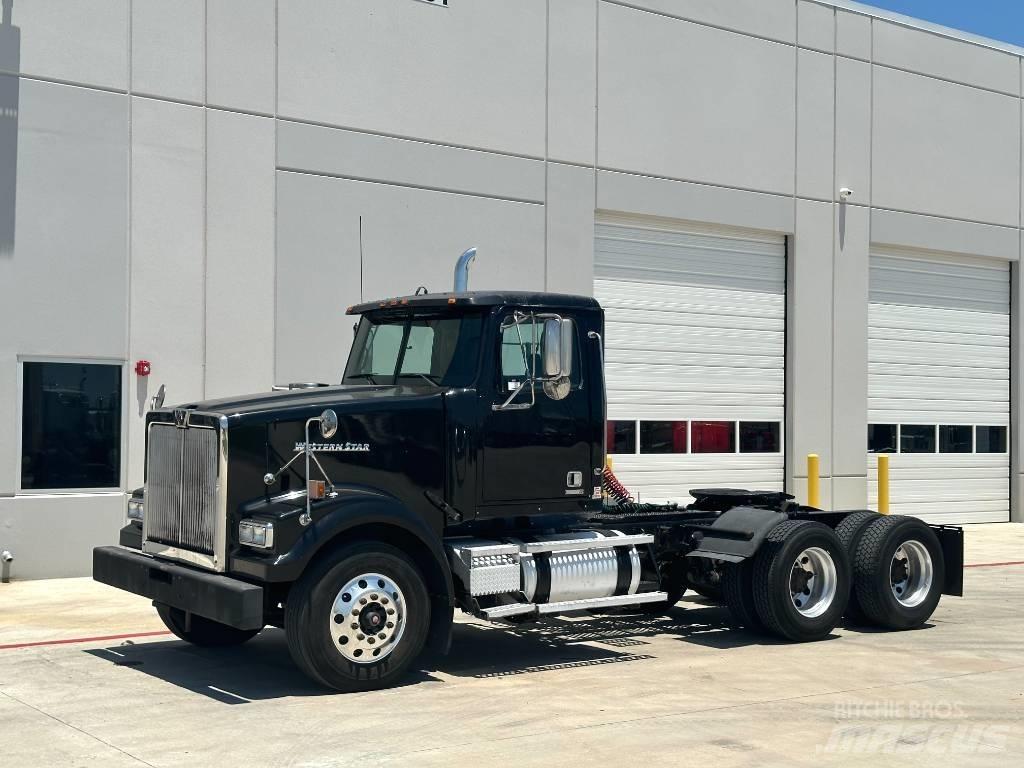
xmin=343 ymin=313 xmax=483 ymax=387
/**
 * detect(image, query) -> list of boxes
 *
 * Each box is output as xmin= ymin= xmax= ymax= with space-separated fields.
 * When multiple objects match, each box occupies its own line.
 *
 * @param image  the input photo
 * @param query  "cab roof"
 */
xmin=347 ymin=290 xmax=600 ymax=315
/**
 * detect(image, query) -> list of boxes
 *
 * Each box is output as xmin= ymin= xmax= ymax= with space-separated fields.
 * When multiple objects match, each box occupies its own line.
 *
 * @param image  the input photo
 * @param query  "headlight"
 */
xmin=127 ymin=497 xmax=144 ymax=522
xmin=238 ymin=520 xmax=275 ymax=550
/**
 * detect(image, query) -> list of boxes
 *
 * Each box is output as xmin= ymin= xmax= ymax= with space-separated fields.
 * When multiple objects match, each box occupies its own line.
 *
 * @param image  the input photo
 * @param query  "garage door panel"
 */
xmin=597 ymin=218 xmax=786 ymax=503
xmin=868 ymin=363 xmax=1008 ymax=381
xmin=608 ymin=350 xmax=783 ymax=370
xmin=612 ymin=454 xmax=785 ymax=505
xmin=868 ymin=248 xmax=1009 ymax=523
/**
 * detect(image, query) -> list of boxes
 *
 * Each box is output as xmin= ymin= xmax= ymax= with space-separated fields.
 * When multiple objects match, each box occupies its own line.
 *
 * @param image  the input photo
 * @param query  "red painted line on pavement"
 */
xmin=964 ymin=560 xmax=1024 ymax=569
xmin=0 ymin=630 xmax=171 ymax=651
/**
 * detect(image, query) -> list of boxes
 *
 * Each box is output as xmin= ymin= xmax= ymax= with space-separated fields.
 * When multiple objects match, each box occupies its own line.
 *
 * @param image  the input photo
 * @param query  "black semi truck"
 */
xmin=94 ymin=253 xmax=964 ymax=692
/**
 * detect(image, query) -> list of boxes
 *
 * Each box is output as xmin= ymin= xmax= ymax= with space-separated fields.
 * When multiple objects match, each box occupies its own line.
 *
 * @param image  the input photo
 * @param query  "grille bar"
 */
xmin=145 ymin=424 xmax=220 ymax=558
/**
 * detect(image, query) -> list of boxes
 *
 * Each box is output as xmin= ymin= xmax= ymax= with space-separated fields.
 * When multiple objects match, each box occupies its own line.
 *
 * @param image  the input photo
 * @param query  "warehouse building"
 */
xmin=1 ymin=0 xmax=1022 ymax=579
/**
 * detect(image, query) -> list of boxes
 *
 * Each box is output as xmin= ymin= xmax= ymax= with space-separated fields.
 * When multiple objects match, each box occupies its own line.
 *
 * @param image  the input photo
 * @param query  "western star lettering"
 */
xmin=294 ymin=442 xmax=370 ymax=453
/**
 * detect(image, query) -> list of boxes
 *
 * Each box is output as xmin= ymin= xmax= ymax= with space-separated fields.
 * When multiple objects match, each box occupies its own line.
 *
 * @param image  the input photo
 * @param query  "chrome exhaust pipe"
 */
xmin=454 ymin=247 xmax=477 ymax=292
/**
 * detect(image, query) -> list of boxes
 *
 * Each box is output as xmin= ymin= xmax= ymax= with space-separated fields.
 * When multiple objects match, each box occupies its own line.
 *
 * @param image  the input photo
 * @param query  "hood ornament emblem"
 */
xmin=173 ymin=408 xmax=190 ymax=428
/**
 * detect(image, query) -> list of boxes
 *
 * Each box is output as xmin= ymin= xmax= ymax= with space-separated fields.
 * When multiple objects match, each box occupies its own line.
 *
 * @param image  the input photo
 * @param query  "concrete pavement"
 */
xmin=1 ymin=523 xmax=1022 ymax=767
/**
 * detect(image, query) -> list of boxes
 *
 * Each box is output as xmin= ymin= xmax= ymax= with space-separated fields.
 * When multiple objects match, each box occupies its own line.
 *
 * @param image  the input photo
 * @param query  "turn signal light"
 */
xmin=308 ymin=480 xmax=326 ymax=500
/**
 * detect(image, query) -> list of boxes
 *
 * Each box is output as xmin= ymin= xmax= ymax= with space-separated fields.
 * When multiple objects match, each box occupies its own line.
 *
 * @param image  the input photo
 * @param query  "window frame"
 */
xmin=605 ymin=418 xmax=783 ymax=456
xmin=16 ymin=356 xmax=129 ymax=495
xmin=866 ymin=423 xmax=1009 ymax=456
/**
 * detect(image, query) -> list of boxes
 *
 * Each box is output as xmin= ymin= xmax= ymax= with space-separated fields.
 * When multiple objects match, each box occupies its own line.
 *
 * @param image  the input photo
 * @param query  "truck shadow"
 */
xmin=83 ymin=598 xmax=793 ymax=700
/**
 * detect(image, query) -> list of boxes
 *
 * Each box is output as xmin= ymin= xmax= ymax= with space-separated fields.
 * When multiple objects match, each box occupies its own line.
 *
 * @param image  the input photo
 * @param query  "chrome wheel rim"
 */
xmin=789 ymin=547 xmax=837 ymax=618
xmin=890 ymin=539 xmax=933 ymax=608
xmin=330 ymin=572 xmax=406 ymax=664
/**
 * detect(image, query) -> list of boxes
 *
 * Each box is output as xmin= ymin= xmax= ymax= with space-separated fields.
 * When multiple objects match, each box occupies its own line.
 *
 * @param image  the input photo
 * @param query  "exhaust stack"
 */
xmin=454 ymin=247 xmax=477 ymax=292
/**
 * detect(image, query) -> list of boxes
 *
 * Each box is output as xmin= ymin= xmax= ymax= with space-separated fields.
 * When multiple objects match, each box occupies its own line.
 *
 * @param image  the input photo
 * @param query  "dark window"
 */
xmin=939 ymin=425 xmax=972 ymax=454
xmin=900 ymin=425 xmax=936 ymax=454
xmin=606 ymin=421 xmax=636 ymax=454
xmin=868 ymin=424 xmax=898 ymax=453
xmin=739 ymin=422 xmax=780 ymax=453
xmin=976 ymin=425 xmax=1007 ymax=454
xmin=21 ymin=362 xmax=122 ymax=490
xmin=691 ymin=421 xmax=736 ymax=453
xmin=639 ymin=421 xmax=687 ymax=454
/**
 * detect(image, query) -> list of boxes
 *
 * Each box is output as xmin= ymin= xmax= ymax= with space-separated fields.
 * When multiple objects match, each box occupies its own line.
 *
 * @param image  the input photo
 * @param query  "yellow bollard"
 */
xmin=807 ymin=454 xmax=820 ymax=508
xmin=878 ymin=454 xmax=890 ymax=515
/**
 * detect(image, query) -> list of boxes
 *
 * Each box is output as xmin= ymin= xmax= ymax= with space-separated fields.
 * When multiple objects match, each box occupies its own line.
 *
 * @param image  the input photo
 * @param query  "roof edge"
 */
xmin=814 ymin=0 xmax=1024 ymax=59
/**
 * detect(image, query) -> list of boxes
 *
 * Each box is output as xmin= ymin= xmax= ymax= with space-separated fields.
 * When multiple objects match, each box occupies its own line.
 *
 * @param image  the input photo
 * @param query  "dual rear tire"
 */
xmin=722 ymin=514 xmax=945 ymax=641
xmin=724 ymin=520 xmax=848 ymax=641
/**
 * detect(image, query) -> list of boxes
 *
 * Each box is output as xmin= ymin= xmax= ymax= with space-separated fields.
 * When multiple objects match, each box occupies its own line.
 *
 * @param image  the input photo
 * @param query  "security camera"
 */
xmin=839 ymin=187 xmax=854 ymax=200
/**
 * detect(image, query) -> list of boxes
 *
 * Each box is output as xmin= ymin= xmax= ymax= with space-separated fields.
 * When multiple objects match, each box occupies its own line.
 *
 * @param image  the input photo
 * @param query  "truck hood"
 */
xmin=171 ymin=384 xmax=446 ymax=421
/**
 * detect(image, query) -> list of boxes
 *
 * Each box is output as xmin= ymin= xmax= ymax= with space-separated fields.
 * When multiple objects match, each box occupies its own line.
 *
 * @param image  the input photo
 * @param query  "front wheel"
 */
xmin=155 ymin=603 xmax=261 ymax=647
xmin=285 ymin=541 xmax=430 ymax=692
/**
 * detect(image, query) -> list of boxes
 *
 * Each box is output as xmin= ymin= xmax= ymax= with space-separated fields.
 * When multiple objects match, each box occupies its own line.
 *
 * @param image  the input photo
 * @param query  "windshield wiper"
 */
xmin=399 ymin=373 xmax=441 ymax=386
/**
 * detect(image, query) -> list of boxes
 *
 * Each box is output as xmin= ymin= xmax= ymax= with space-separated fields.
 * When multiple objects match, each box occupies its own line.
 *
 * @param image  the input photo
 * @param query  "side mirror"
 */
xmin=319 ymin=409 xmax=338 ymax=439
xmin=150 ymin=384 xmax=166 ymax=411
xmin=542 ymin=318 xmax=574 ymax=379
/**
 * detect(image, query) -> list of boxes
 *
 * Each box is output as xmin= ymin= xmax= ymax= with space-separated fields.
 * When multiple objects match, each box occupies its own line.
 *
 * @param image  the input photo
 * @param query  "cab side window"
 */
xmin=497 ymin=314 xmax=582 ymax=391
xmin=499 ymin=320 xmax=540 ymax=386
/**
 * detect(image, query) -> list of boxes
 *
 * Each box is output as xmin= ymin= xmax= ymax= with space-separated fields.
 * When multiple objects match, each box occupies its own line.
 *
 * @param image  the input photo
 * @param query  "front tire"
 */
xmin=285 ymin=541 xmax=430 ymax=692
xmin=155 ymin=603 xmax=261 ymax=647
xmin=852 ymin=515 xmax=944 ymax=630
xmin=751 ymin=521 xmax=849 ymax=642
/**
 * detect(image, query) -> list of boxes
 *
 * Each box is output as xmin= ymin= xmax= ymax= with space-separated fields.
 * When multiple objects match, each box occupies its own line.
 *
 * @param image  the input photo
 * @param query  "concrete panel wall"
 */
xmin=872 ymin=67 xmax=1020 ymax=226
xmin=836 ymin=10 xmax=871 ymax=61
xmin=832 ymin=202 xmax=869 ymax=506
xmin=127 ymin=98 xmax=206 ymax=488
xmin=205 ymin=110 xmax=276 ymax=398
xmin=798 ymin=0 xmax=834 ymax=53
xmin=622 ymin=0 xmax=796 ymax=43
xmin=835 ymin=57 xmax=872 ymax=205
xmin=0 ymin=493 xmax=125 ymax=579
xmin=278 ymin=0 xmax=547 ymax=157
xmin=275 ymin=172 xmax=545 ymax=385
xmin=206 ymin=0 xmax=276 ymax=114
xmin=276 ymin=121 xmax=545 ymax=203
xmin=0 ymin=1 xmax=128 ymax=89
xmin=788 ymin=199 xmax=835 ymax=507
xmin=873 ymin=20 xmax=1020 ymax=95
xmin=598 ymin=2 xmax=796 ymax=194
xmin=3 ymin=0 xmax=1024 ymax=577
xmin=131 ymin=0 xmax=205 ymax=102
xmin=548 ymin=0 xmax=597 ymax=166
xmin=0 ymin=80 xmax=128 ymax=498
xmin=546 ymin=163 xmax=596 ymax=294
xmin=797 ymin=49 xmax=835 ymax=200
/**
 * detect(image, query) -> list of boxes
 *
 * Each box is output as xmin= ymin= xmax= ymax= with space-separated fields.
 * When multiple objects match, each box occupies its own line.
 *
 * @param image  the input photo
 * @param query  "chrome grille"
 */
xmin=145 ymin=424 xmax=220 ymax=557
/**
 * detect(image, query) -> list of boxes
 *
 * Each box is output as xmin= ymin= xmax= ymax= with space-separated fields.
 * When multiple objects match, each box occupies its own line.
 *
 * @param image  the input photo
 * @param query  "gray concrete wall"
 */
xmin=1 ymin=0 xmax=1022 ymax=578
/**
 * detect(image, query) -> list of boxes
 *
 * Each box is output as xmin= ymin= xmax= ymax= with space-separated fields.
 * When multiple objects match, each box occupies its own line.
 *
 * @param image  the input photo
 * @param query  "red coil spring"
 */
xmin=601 ymin=465 xmax=633 ymax=504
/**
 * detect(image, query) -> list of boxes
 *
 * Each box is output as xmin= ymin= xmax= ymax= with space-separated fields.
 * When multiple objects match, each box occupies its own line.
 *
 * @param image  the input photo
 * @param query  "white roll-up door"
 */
xmin=595 ymin=215 xmax=786 ymax=504
xmin=868 ymin=247 xmax=1010 ymax=524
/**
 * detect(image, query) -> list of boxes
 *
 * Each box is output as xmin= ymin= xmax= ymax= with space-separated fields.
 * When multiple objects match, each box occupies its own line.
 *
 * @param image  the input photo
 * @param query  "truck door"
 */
xmin=479 ymin=310 xmax=593 ymax=511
